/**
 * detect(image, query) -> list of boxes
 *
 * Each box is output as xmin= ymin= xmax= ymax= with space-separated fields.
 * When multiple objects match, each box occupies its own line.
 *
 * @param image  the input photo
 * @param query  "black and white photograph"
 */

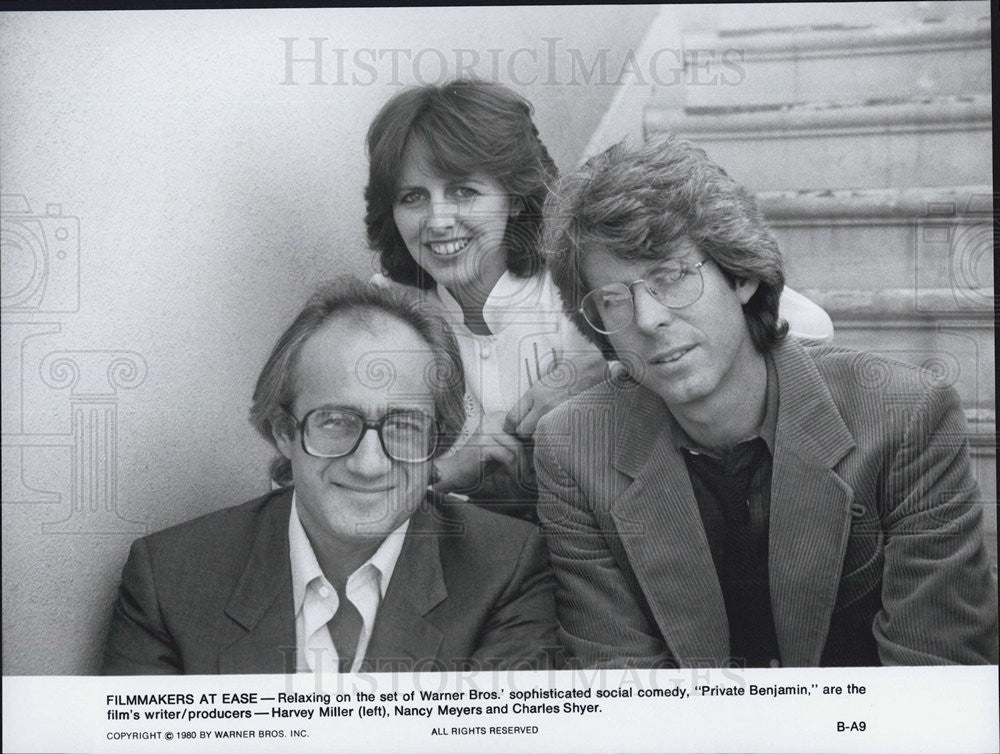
xmin=1 ymin=4 xmax=996 ymax=753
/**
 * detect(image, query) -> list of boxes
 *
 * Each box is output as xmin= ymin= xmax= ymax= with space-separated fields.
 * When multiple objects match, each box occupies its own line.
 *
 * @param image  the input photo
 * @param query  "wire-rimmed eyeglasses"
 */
xmin=579 ymin=258 xmax=708 ymax=334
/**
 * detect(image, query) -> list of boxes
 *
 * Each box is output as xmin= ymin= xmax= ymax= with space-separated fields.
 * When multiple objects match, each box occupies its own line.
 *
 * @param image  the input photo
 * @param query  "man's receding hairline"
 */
xmin=304 ymin=307 xmax=430 ymax=357
xmin=284 ymin=306 xmax=433 ymax=406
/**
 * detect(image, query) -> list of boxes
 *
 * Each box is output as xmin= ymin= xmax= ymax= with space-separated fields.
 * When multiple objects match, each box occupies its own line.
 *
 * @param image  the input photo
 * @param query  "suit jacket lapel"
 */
xmin=362 ymin=500 xmax=447 ymax=670
xmin=611 ymin=387 xmax=730 ymax=667
xmin=219 ymin=490 xmax=296 ymax=674
xmin=768 ymin=341 xmax=856 ymax=666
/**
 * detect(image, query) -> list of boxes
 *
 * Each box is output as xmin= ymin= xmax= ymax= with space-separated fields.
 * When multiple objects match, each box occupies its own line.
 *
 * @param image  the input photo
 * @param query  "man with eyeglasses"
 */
xmin=534 ymin=135 xmax=996 ymax=668
xmin=102 ymin=278 xmax=557 ymax=674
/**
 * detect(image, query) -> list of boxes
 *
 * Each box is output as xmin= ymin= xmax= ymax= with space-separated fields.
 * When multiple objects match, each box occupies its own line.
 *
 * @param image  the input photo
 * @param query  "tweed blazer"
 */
xmin=102 ymin=488 xmax=558 ymax=674
xmin=535 ymin=338 xmax=997 ymax=667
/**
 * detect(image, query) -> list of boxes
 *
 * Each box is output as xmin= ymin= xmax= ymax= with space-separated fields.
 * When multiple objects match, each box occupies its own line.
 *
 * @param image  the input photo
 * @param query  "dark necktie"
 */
xmin=328 ymin=588 xmax=364 ymax=673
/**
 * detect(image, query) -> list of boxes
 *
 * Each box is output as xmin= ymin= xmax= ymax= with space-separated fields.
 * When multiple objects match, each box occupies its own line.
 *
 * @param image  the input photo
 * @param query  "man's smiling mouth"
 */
xmin=335 ymin=482 xmax=392 ymax=494
xmin=651 ymin=346 xmax=695 ymax=365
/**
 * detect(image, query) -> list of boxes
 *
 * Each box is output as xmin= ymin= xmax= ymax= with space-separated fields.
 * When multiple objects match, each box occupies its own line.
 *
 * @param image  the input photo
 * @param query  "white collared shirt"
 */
xmin=288 ymin=493 xmax=408 ymax=673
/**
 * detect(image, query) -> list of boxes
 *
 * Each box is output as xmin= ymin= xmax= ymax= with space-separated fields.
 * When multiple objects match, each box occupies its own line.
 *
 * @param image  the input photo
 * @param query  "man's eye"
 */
xmin=315 ymin=414 xmax=351 ymax=430
xmin=385 ymin=415 xmax=427 ymax=434
xmin=599 ymin=291 xmax=631 ymax=309
xmin=650 ymin=266 xmax=686 ymax=286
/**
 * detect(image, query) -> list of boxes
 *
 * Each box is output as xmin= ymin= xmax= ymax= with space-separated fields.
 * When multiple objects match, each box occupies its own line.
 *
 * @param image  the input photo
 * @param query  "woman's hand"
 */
xmin=503 ymin=353 xmax=609 ymax=440
xmin=433 ymin=411 xmax=525 ymax=495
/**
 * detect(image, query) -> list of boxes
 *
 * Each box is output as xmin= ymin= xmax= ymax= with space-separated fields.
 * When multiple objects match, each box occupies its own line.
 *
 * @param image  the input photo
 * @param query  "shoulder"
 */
xmin=793 ymin=340 xmax=958 ymax=404
xmin=436 ymin=496 xmax=541 ymax=551
xmin=426 ymin=495 xmax=546 ymax=579
xmin=137 ymin=489 xmax=289 ymax=571
xmin=779 ymin=339 xmax=965 ymax=437
xmin=780 ymin=287 xmax=834 ymax=342
xmin=485 ymin=270 xmax=551 ymax=312
xmin=536 ymin=375 xmax=642 ymax=437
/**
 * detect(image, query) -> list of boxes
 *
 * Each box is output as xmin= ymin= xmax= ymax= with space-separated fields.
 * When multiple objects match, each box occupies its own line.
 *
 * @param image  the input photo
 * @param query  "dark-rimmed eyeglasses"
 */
xmin=285 ymin=407 xmax=439 ymax=463
xmin=580 ymin=258 xmax=708 ymax=334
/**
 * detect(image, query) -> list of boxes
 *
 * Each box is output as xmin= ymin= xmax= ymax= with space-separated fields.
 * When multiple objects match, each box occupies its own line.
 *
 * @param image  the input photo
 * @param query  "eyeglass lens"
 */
xmin=581 ymin=259 xmax=704 ymax=334
xmin=302 ymin=409 xmax=436 ymax=462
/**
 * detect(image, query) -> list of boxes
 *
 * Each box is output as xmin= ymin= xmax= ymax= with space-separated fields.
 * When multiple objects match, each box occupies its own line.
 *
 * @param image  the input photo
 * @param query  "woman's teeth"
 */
xmin=428 ymin=238 xmax=470 ymax=256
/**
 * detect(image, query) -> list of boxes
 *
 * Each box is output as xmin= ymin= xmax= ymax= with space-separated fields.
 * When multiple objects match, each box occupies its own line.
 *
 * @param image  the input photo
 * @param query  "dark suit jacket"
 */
xmin=535 ymin=338 xmax=998 ymax=667
xmin=102 ymin=489 xmax=558 ymax=674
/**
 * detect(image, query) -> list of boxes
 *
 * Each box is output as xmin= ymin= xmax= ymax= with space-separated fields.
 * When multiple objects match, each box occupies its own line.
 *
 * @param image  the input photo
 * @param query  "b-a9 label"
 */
xmin=837 ymin=721 xmax=866 ymax=732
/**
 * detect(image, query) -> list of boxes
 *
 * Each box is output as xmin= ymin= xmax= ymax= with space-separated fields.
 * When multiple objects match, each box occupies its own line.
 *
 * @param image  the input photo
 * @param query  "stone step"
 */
xmin=794 ymin=288 xmax=995 ymax=320
xmin=645 ymin=96 xmax=991 ymax=190
xmin=761 ymin=186 xmax=993 ymax=293
xmin=681 ymin=17 xmax=990 ymax=108
xmin=693 ymin=2 xmax=989 ymax=33
xmin=799 ymin=299 xmax=994 ymax=418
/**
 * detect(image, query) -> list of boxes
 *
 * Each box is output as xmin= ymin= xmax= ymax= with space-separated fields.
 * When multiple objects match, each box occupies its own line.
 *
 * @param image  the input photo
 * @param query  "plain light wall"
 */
xmin=0 ymin=7 xmax=660 ymax=674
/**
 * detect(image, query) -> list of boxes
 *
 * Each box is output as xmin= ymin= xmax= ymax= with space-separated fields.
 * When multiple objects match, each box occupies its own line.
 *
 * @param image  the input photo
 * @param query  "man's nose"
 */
xmin=344 ymin=427 xmax=391 ymax=476
xmin=632 ymin=284 xmax=673 ymax=333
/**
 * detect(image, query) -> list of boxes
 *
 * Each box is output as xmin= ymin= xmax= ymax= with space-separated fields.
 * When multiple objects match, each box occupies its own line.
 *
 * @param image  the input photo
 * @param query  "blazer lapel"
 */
xmin=611 ymin=387 xmax=730 ymax=667
xmin=768 ymin=341 xmax=856 ymax=666
xmin=362 ymin=501 xmax=447 ymax=670
xmin=219 ymin=490 xmax=296 ymax=674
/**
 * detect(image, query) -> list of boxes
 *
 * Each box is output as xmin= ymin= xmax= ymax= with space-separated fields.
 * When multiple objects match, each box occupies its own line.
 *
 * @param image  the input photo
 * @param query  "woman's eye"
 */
xmin=397 ymin=191 xmax=425 ymax=206
xmin=451 ymin=186 xmax=479 ymax=200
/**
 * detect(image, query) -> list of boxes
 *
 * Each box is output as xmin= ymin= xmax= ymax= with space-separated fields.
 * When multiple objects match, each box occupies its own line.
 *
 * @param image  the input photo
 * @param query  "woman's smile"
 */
xmin=393 ymin=141 xmax=512 ymax=297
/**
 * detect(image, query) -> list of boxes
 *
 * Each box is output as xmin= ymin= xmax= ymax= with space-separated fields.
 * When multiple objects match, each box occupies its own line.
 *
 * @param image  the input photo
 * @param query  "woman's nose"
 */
xmin=425 ymin=200 xmax=458 ymax=232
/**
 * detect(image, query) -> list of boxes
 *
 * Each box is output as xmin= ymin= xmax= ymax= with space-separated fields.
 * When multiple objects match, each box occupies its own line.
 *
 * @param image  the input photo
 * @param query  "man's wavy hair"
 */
xmin=543 ymin=134 xmax=788 ymax=358
xmin=365 ymin=78 xmax=558 ymax=289
xmin=249 ymin=278 xmax=466 ymax=486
